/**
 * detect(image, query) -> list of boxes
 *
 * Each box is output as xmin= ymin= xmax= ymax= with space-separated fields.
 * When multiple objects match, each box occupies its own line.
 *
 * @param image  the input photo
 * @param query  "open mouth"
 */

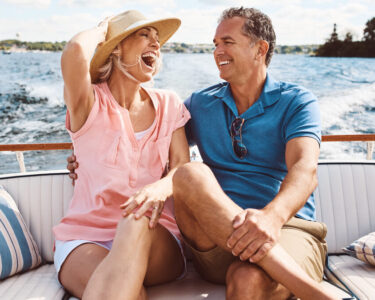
xmin=141 ymin=52 xmax=157 ymax=68
xmin=218 ymin=60 xmax=231 ymax=67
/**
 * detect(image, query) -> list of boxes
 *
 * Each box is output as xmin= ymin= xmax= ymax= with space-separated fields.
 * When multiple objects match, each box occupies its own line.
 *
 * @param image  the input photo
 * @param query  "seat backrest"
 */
xmin=0 ymin=162 xmax=374 ymax=261
xmin=314 ymin=162 xmax=375 ymax=253
xmin=0 ymin=171 xmax=73 ymax=262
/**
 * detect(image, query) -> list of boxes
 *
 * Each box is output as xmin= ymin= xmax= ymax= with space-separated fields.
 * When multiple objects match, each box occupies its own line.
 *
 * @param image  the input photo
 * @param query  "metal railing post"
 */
xmin=15 ymin=151 xmax=26 ymax=173
xmin=367 ymin=141 xmax=374 ymax=160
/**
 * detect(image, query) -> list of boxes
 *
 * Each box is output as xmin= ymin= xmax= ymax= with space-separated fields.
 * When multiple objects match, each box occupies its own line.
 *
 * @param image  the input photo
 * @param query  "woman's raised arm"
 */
xmin=61 ymin=18 xmax=109 ymax=132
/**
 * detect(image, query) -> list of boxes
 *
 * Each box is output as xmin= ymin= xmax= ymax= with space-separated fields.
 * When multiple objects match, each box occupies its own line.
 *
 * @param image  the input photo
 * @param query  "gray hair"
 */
xmin=219 ymin=7 xmax=276 ymax=66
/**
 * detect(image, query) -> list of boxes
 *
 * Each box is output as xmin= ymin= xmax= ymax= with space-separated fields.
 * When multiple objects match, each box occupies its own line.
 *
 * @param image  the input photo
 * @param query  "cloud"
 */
xmin=59 ymin=0 xmax=174 ymax=8
xmin=0 ymin=13 xmax=97 ymax=42
xmin=198 ymin=0 xmax=301 ymax=6
xmin=0 ymin=0 xmax=372 ymax=45
xmin=198 ymin=0 xmax=237 ymax=4
xmin=341 ymin=3 xmax=367 ymax=15
xmin=169 ymin=7 xmax=223 ymax=43
xmin=3 ymin=0 xmax=50 ymax=7
xmin=270 ymin=2 xmax=371 ymax=44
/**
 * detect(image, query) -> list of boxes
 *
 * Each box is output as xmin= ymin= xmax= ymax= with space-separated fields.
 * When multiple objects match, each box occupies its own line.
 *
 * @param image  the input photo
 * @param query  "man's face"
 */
xmin=213 ymin=17 xmax=260 ymax=84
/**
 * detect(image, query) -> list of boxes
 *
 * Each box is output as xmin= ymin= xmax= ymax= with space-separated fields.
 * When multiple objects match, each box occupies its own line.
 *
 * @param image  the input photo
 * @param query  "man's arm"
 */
xmin=227 ymin=136 xmax=320 ymax=263
xmin=264 ymin=136 xmax=320 ymax=226
xmin=183 ymin=96 xmax=196 ymax=147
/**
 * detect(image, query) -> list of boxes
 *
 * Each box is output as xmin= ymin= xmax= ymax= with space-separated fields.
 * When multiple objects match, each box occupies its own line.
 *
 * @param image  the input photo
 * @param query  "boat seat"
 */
xmin=0 ymin=264 xmax=64 ymax=300
xmin=325 ymin=255 xmax=375 ymax=300
xmin=0 ymin=162 xmax=374 ymax=299
xmin=314 ymin=162 xmax=375 ymax=299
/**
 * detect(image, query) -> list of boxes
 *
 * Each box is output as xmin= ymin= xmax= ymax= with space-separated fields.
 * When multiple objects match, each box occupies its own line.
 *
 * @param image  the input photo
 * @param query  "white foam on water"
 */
xmin=27 ymin=82 xmax=64 ymax=107
xmin=12 ymin=119 xmax=47 ymax=131
xmin=318 ymin=82 xmax=374 ymax=160
xmin=319 ymin=82 xmax=375 ymax=133
xmin=320 ymin=141 xmax=372 ymax=160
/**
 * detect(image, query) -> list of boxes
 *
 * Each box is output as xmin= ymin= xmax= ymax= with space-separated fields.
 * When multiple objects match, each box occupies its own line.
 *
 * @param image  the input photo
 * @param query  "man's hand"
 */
xmin=66 ymin=154 xmax=78 ymax=185
xmin=227 ymin=208 xmax=283 ymax=263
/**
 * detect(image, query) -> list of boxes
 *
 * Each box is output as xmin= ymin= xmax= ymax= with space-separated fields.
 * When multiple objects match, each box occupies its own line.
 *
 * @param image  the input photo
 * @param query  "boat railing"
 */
xmin=0 ymin=134 xmax=374 ymax=173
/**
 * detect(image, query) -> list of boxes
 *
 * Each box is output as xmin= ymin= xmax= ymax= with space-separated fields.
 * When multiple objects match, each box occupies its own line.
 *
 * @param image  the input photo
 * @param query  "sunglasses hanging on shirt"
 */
xmin=230 ymin=117 xmax=247 ymax=159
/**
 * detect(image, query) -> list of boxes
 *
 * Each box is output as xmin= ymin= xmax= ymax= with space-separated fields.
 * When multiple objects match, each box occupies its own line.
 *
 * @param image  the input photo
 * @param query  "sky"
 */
xmin=0 ymin=0 xmax=373 ymax=45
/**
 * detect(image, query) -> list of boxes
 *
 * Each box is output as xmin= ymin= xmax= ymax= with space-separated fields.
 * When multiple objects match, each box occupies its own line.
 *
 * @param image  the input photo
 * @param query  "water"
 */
xmin=0 ymin=52 xmax=374 ymax=174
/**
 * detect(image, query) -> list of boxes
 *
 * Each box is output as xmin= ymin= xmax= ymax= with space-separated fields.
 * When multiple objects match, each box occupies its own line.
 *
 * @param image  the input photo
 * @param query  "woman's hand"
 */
xmin=96 ymin=16 xmax=112 ymax=45
xmin=120 ymin=178 xmax=171 ymax=228
xmin=121 ymin=127 xmax=190 ymax=228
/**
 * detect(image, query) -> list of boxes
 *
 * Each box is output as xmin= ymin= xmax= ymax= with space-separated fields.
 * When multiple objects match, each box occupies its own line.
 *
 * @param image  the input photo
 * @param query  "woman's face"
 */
xmin=119 ymin=26 xmax=161 ymax=82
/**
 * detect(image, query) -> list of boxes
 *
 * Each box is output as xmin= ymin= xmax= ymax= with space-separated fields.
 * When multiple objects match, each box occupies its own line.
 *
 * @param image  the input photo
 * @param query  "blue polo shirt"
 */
xmin=184 ymin=74 xmax=321 ymax=221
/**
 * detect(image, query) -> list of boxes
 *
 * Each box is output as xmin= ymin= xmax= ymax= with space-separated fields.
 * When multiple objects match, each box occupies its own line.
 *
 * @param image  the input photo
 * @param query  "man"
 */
xmin=68 ymin=7 xmax=335 ymax=299
xmin=172 ymin=7 xmax=329 ymax=300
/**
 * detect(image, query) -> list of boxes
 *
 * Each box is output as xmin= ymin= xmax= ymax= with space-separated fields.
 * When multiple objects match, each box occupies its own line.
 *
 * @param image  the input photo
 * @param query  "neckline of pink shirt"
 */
xmin=102 ymin=82 xmax=159 ymax=149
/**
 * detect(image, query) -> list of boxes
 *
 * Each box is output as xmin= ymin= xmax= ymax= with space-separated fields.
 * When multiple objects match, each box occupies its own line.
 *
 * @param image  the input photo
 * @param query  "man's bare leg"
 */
xmin=173 ymin=162 xmax=337 ymax=300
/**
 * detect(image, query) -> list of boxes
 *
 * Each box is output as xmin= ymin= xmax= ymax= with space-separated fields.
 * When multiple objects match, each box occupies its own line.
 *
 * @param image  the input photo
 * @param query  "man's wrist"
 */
xmin=262 ymin=204 xmax=289 ymax=228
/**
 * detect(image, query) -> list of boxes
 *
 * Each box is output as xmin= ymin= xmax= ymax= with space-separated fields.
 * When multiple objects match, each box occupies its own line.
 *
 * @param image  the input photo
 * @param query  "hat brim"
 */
xmin=90 ymin=17 xmax=181 ymax=83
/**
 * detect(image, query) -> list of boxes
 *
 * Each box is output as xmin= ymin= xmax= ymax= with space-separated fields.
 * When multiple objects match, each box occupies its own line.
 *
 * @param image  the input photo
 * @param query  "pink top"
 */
xmin=53 ymin=82 xmax=191 ymax=242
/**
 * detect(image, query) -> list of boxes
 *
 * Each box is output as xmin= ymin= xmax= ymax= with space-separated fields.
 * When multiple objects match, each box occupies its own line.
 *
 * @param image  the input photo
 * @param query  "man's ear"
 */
xmin=256 ymin=40 xmax=269 ymax=61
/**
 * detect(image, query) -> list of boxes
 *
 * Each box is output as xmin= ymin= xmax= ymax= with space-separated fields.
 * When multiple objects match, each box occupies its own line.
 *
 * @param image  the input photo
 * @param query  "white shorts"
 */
xmin=54 ymin=235 xmax=187 ymax=282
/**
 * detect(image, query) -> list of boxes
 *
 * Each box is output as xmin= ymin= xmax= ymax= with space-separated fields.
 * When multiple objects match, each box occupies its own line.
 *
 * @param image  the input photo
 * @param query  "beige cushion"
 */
xmin=326 ymin=255 xmax=375 ymax=300
xmin=147 ymin=262 xmax=225 ymax=299
xmin=0 ymin=264 xmax=65 ymax=300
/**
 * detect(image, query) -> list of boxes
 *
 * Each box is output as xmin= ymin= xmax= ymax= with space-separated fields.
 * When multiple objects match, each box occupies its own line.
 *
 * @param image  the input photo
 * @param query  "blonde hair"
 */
xmin=98 ymin=44 xmax=162 ymax=83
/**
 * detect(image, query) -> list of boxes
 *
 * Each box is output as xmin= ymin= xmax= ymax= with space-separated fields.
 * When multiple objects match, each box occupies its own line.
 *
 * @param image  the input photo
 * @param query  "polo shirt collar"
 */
xmin=260 ymin=74 xmax=281 ymax=107
xmin=213 ymin=74 xmax=281 ymax=119
xmin=214 ymin=82 xmax=239 ymax=116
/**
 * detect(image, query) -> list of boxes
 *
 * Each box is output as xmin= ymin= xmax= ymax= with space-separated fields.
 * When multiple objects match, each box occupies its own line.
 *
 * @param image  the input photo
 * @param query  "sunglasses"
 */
xmin=230 ymin=117 xmax=247 ymax=159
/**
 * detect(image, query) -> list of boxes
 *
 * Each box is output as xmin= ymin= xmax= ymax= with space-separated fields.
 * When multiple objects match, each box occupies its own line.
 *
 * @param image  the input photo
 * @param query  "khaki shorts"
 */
xmin=184 ymin=217 xmax=327 ymax=284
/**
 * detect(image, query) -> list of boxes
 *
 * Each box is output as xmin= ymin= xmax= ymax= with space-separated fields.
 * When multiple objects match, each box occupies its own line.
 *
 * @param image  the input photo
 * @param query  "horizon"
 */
xmin=0 ymin=0 xmax=373 ymax=45
xmin=1 ymin=39 xmax=322 ymax=47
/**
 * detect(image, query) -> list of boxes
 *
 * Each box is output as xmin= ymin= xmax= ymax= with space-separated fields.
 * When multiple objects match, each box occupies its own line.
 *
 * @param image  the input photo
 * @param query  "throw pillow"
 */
xmin=343 ymin=232 xmax=375 ymax=266
xmin=0 ymin=185 xmax=42 ymax=279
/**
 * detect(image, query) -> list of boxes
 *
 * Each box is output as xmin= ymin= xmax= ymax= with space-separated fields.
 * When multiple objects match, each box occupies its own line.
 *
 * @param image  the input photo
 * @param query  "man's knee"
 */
xmin=226 ymin=261 xmax=277 ymax=299
xmin=173 ymin=162 xmax=212 ymax=197
xmin=172 ymin=163 xmax=210 ymax=228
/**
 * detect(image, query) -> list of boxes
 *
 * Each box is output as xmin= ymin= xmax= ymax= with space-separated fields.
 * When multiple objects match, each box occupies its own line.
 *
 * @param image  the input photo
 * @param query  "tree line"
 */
xmin=316 ymin=17 xmax=375 ymax=57
xmin=0 ymin=40 xmax=66 ymax=51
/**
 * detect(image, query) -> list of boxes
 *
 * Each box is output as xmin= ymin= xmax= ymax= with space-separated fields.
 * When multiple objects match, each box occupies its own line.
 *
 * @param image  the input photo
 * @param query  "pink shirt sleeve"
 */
xmin=170 ymin=92 xmax=191 ymax=131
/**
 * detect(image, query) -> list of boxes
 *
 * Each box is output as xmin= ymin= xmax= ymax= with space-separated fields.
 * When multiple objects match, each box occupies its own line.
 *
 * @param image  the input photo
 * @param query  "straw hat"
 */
xmin=90 ymin=10 xmax=181 ymax=83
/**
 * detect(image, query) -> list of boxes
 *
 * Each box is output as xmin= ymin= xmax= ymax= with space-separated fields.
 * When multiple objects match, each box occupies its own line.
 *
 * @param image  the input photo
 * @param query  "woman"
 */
xmin=53 ymin=10 xmax=190 ymax=300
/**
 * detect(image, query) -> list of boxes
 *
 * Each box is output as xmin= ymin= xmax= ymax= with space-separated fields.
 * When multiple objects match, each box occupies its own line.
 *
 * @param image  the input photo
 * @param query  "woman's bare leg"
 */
xmin=82 ymin=214 xmax=184 ymax=300
xmin=59 ymin=243 xmax=109 ymax=298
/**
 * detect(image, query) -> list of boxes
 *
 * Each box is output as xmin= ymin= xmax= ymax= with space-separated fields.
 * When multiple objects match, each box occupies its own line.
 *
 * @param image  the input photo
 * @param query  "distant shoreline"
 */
xmin=1 ymin=40 xmax=319 ymax=55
